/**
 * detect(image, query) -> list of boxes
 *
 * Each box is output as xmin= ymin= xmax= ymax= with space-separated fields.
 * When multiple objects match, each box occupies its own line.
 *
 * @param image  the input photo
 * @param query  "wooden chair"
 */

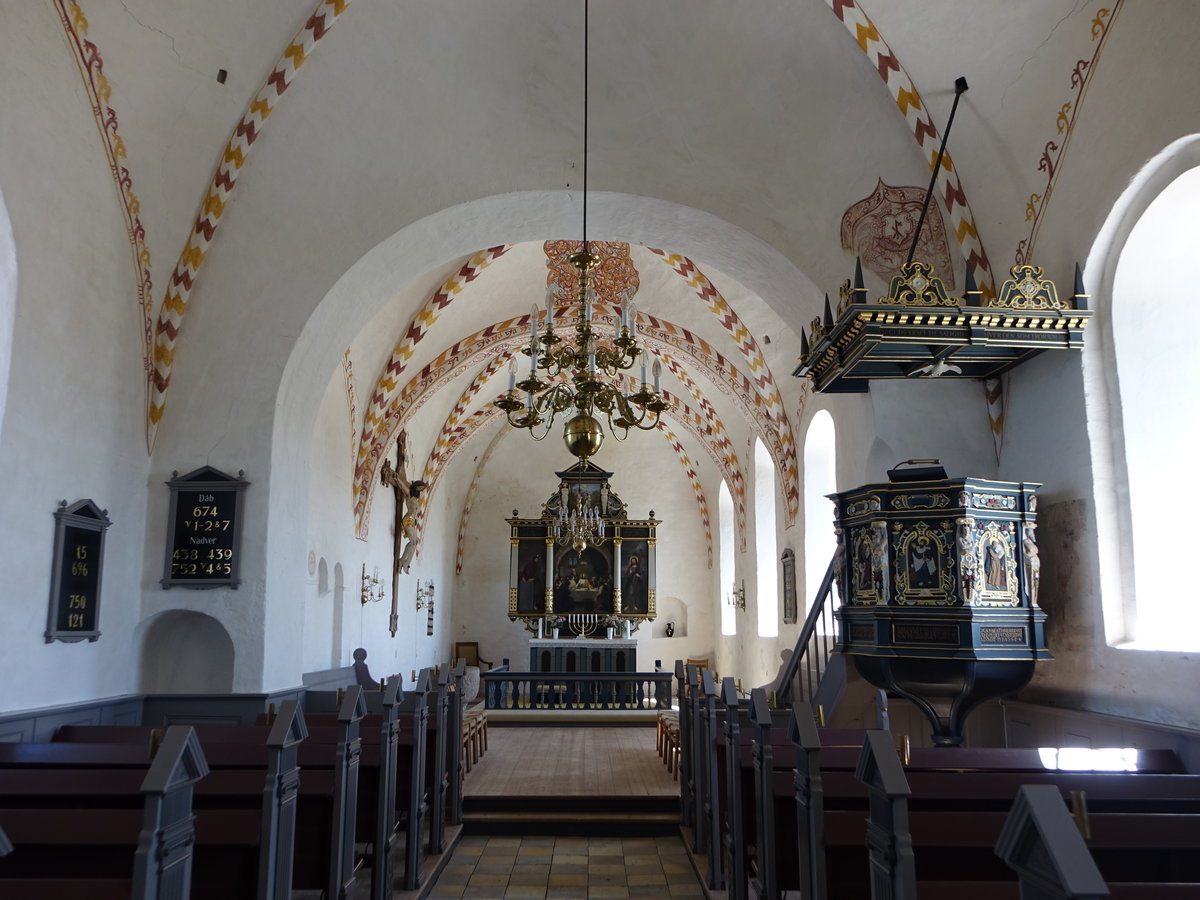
xmin=453 ymin=642 xmax=493 ymax=671
xmin=684 ymin=658 xmax=712 ymax=697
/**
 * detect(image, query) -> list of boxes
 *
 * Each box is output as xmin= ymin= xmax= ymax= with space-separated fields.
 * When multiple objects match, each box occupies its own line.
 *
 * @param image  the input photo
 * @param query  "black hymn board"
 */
xmin=46 ymin=499 xmax=112 ymax=643
xmin=162 ymin=466 xmax=249 ymax=589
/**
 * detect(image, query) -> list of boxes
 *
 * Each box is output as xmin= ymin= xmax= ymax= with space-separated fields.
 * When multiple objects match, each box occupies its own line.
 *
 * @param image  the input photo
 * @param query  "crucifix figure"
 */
xmin=380 ymin=431 xmax=423 ymax=637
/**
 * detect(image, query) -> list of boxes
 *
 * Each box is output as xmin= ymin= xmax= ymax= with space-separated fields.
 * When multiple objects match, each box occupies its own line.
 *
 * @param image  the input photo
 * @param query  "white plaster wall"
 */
xmin=1003 ymin=134 xmax=1200 ymax=730
xmin=0 ymin=2 xmax=153 ymax=711
xmin=0 ymin=185 xmax=15 ymax=445
xmin=300 ymin=366 xmax=454 ymax=686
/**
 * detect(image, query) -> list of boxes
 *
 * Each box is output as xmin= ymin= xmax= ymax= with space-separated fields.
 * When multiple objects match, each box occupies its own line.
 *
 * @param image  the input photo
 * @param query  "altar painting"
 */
xmin=619 ymin=538 xmax=650 ymax=615
xmin=515 ymin=539 xmax=548 ymax=614
xmin=506 ymin=459 xmax=658 ymax=624
xmin=553 ymin=544 xmax=614 ymax=614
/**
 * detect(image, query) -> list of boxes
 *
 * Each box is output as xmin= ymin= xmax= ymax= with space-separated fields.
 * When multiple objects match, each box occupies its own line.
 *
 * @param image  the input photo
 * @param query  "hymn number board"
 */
xmin=46 ymin=499 xmax=112 ymax=643
xmin=162 ymin=466 xmax=249 ymax=589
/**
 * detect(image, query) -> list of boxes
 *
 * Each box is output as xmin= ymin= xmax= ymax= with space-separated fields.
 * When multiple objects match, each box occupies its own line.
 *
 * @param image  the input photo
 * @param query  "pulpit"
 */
xmin=832 ymin=465 xmax=1051 ymax=745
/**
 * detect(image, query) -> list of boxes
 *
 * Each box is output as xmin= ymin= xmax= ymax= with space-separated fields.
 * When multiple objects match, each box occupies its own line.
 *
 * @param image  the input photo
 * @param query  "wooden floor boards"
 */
xmin=463 ymin=725 xmax=677 ymax=798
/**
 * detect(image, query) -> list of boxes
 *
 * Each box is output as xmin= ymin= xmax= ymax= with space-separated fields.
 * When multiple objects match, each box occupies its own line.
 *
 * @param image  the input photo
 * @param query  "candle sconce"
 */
xmin=727 ymin=580 xmax=746 ymax=611
xmin=360 ymin=564 xmax=384 ymax=605
xmin=415 ymin=579 xmax=435 ymax=612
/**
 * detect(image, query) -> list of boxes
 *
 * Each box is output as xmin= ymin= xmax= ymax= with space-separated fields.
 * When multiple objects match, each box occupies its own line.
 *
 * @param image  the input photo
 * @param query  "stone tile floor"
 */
xmin=425 ymin=835 xmax=706 ymax=900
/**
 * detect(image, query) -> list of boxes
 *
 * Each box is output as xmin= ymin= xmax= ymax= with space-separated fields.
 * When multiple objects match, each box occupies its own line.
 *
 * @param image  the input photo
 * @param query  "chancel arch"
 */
xmin=268 ymin=191 xmax=819 ymax=685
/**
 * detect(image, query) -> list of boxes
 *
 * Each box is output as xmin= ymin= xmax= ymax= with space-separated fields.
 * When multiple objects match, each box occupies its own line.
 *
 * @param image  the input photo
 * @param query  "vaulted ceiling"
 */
xmin=39 ymin=0 xmax=1139 ymax=544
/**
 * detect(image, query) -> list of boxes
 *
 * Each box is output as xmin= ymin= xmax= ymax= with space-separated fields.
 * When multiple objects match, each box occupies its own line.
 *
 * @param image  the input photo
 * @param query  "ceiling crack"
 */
xmin=1001 ymin=0 xmax=1087 ymax=108
xmin=118 ymin=0 xmax=206 ymax=78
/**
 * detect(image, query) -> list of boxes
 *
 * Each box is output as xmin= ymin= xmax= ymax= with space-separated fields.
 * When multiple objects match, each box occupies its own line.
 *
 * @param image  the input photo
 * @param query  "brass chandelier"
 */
xmin=553 ymin=491 xmax=605 ymax=552
xmin=493 ymin=1 xmax=668 ymax=457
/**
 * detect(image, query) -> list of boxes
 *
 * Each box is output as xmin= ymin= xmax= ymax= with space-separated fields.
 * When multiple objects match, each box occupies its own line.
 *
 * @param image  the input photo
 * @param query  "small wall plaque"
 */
xmin=46 ymin=499 xmax=112 ymax=643
xmin=782 ymin=548 xmax=798 ymax=624
xmin=162 ymin=466 xmax=249 ymax=589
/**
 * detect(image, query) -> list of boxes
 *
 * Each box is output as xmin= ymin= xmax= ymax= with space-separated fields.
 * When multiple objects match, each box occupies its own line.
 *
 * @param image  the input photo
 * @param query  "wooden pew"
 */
xmin=368 ymin=675 xmax=402 ymax=900
xmin=302 ymin=670 xmax=432 ymax=893
xmin=53 ymin=700 xmax=307 ymax=900
xmin=732 ymin=709 xmax=1200 ymax=900
xmin=0 ymin=725 xmax=209 ymax=900
xmin=51 ymin=696 xmax=360 ymax=900
xmin=824 ymin=731 xmax=1200 ymax=898
xmin=709 ymin=680 xmax=808 ymax=900
xmin=426 ymin=665 xmax=450 ymax=855
xmin=446 ymin=660 xmax=466 ymax=827
xmin=694 ymin=668 xmax=722 ymax=889
xmin=673 ymin=661 xmax=694 ymax=831
xmin=320 ymin=685 xmax=367 ymax=900
xmin=719 ymin=678 xmax=747 ymax=900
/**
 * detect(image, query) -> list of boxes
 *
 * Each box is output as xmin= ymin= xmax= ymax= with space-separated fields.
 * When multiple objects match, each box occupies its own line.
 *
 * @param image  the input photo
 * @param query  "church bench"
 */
xmin=305 ymin=668 xmax=448 ymax=852
xmin=0 ymin=726 xmax=207 ymax=900
xmin=718 ymin=733 xmax=1199 ymax=891
xmin=299 ymin=669 xmax=433 ymax=893
xmin=684 ymin=666 xmax=854 ymax=890
xmin=724 ymin=705 xmax=1200 ymax=900
xmin=37 ymin=701 xmax=306 ymax=900
xmin=815 ymin=808 xmax=1200 ymax=895
xmin=51 ymin=696 xmax=363 ymax=900
xmin=815 ymin=734 xmax=1200 ymax=899
xmin=818 ymin=768 xmax=1200 ymax=812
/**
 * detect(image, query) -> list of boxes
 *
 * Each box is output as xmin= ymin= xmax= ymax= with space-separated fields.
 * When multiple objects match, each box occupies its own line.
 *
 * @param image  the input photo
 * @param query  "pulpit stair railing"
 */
xmin=774 ymin=552 xmax=846 ymax=714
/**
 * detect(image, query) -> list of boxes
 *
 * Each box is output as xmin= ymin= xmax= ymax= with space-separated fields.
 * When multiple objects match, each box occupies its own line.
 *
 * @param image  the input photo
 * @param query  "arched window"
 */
xmin=719 ymin=479 xmax=735 ymax=636
xmin=803 ymin=410 xmax=838 ymax=612
xmin=755 ymin=438 xmax=778 ymax=637
xmin=1105 ymin=162 xmax=1200 ymax=649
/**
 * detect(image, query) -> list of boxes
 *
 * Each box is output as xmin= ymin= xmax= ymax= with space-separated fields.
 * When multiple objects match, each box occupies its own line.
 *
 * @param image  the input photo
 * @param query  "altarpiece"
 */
xmin=507 ymin=459 xmax=657 ymax=636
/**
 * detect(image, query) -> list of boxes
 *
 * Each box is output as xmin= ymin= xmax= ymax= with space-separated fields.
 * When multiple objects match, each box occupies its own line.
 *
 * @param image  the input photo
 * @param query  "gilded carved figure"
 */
xmin=1023 ymin=523 xmax=1041 ymax=606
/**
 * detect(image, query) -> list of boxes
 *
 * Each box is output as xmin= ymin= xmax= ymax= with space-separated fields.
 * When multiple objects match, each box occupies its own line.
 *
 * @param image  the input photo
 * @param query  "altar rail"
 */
xmin=482 ymin=671 xmax=673 ymax=711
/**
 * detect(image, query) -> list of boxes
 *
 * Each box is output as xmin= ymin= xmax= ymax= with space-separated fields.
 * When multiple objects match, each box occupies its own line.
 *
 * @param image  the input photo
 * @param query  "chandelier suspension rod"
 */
xmin=906 ymin=76 xmax=968 ymax=267
xmin=582 ymin=0 xmax=589 ymax=252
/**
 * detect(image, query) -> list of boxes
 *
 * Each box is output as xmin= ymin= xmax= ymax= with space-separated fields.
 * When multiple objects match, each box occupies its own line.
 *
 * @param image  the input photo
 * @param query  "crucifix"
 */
xmin=380 ymin=430 xmax=424 ymax=637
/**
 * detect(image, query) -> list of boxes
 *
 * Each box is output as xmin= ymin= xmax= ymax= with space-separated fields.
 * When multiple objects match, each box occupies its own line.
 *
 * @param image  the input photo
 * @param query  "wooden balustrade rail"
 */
xmin=481 ymin=671 xmax=672 ymax=711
